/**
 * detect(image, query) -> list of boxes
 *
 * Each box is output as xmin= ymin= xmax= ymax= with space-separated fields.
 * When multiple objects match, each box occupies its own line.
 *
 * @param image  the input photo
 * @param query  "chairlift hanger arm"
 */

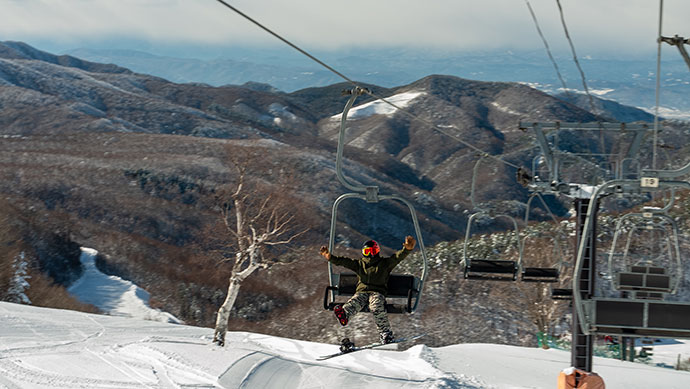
xmin=660 ymin=35 xmax=690 ymax=71
xmin=336 ymin=88 xmax=370 ymax=192
xmin=462 ymin=212 xmax=523 ymax=275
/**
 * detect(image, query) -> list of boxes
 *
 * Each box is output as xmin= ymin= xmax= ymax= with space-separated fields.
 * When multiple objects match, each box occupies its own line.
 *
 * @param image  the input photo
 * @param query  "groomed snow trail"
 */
xmin=0 ymin=303 xmax=471 ymax=388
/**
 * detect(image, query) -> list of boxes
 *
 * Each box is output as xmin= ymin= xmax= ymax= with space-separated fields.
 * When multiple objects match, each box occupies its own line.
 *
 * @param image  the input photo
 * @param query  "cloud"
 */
xmin=0 ymin=0 xmax=687 ymax=55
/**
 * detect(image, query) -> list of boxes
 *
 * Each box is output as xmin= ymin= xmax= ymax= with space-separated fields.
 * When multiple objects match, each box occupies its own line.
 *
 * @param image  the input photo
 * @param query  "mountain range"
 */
xmin=1 ymin=40 xmax=689 ymax=348
xmin=64 ymin=46 xmax=690 ymax=119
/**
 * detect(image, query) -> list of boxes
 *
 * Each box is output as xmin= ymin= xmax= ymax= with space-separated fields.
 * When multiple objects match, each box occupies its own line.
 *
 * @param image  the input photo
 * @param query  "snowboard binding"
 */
xmin=339 ymin=337 xmax=355 ymax=353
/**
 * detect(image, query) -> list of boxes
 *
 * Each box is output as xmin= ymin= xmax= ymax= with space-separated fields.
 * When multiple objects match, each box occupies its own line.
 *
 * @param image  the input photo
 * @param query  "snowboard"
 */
xmin=316 ymin=333 xmax=426 ymax=361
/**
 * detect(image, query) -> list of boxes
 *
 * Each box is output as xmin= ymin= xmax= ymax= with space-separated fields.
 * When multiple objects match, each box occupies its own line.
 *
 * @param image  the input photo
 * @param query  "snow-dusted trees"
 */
xmin=212 ymin=146 xmax=307 ymax=346
xmin=8 ymin=252 xmax=31 ymax=304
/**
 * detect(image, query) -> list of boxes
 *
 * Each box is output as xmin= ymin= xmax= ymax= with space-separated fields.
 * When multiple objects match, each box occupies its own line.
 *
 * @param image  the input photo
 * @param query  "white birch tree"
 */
xmin=212 ymin=149 xmax=306 ymax=346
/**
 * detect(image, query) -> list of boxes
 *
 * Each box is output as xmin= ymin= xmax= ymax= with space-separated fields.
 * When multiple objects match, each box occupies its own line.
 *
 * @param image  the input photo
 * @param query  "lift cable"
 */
xmin=554 ymin=0 xmax=597 ymax=115
xmin=214 ymin=0 xmax=521 ymax=170
xmin=524 ymin=0 xmax=570 ymax=98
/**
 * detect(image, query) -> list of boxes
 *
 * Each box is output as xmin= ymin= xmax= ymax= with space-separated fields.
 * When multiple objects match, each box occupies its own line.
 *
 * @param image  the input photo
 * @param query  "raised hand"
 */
xmin=320 ymin=245 xmax=331 ymax=260
xmin=403 ymin=235 xmax=416 ymax=250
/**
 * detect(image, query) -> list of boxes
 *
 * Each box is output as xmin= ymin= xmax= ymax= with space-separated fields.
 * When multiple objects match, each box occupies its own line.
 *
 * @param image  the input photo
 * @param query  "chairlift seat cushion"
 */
xmin=337 ymin=273 xmax=359 ymax=295
xmin=386 ymin=274 xmax=416 ymax=297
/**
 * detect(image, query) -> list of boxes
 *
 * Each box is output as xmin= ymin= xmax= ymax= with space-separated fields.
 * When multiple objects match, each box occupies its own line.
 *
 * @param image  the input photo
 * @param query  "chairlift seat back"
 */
xmin=617 ymin=272 xmax=671 ymax=292
xmin=586 ymin=298 xmax=690 ymax=338
xmin=630 ymin=265 xmax=666 ymax=275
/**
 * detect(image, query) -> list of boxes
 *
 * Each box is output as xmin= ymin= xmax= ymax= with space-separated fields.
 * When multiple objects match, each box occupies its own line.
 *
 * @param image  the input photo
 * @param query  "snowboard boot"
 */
xmin=340 ymin=337 xmax=355 ymax=353
xmin=333 ymin=305 xmax=348 ymax=326
xmin=380 ymin=331 xmax=395 ymax=344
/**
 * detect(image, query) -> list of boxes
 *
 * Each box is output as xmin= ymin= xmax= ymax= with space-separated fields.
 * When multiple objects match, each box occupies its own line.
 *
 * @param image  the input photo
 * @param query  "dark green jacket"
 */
xmin=329 ymin=247 xmax=411 ymax=295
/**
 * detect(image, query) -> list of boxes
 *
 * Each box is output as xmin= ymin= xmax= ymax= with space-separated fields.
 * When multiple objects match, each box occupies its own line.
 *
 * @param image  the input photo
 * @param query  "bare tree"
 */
xmin=212 ymin=147 xmax=306 ymax=346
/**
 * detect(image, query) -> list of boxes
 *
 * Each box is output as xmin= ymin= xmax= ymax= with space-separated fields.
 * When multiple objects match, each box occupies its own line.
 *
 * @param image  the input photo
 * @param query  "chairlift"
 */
xmin=520 ymin=192 xmax=564 ymax=283
xmin=572 ymin=175 xmax=690 ymax=339
xmin=322 ymin=87 xmax=428 ymax=314
xmin=461 ymin=212 xmax=522 ymax=281
xmin=460 ymin=156 xmax=521 ymax=281
xmin=607 ymin=211 xmax=682 ymax=295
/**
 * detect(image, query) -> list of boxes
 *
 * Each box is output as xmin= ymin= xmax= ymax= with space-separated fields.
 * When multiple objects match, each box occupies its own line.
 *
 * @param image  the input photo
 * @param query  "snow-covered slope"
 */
xmin=68 ymin=248 xmax=180 ymax=323
xmin=3 ymin=247 xmax=674 ymax=388
xmin=1 ymin=301 xmax=690 ymax=388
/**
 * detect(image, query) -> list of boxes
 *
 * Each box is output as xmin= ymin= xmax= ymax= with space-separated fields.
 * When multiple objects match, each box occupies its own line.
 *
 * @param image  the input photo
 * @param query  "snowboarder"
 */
xmin=319 ymin=236 xmax=416 ymax=346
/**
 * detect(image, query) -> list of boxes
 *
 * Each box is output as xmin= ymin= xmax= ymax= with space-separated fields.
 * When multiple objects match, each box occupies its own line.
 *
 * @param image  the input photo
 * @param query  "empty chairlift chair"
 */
xmin=520 ymin=193 xmax=564 ymax=283
xmin=617 ymin=265 xmax=672 ymax=294
xmin=607 ymin=212 xmax=682 ymax=296
xmin=461 ymin=212 xmax=521 ymax=281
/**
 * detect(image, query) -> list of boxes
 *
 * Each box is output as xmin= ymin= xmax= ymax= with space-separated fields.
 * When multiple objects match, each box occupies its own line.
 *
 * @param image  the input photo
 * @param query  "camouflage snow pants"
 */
xmin=342 ymin=292 xmax=392 ymax=337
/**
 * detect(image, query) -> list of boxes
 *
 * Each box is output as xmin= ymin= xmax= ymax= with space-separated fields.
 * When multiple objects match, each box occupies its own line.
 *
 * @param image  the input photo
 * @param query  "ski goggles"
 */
xmin=362 ymin=244 xmax=380 ymax=257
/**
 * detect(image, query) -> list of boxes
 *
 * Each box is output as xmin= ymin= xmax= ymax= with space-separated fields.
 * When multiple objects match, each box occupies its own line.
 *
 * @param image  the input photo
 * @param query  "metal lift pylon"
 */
xmin=519 ymin=120 xmax=655 ymax=372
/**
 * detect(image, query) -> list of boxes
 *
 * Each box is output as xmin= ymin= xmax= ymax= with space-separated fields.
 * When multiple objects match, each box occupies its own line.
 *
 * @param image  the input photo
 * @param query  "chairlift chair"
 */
xmin=607 ymin=212 xmax=682 ymax=295
xmin=459 ymin=156 xmax=523 ymax=281
xmin=322 ymin=87 xmax=429 ymax=314
xmin=461 ymin=212 xmax=521 ymax=281
xmin=520 ymin=192 xmax=564 ymax=283
xmin=572 ymin=177 xmax=690 ymax=339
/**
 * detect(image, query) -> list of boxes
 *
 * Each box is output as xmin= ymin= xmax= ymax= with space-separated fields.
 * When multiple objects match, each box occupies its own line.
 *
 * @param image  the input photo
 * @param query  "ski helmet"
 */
xmin=362 ymin=240 xmax=380 ymax=257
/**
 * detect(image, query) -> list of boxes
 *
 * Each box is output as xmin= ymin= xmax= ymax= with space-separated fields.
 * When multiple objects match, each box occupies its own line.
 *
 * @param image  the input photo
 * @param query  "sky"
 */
xmin=1 ymin=0 xmax=687 ymax=59
xmin=3 ymin=246 xmax=685 ymax=388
